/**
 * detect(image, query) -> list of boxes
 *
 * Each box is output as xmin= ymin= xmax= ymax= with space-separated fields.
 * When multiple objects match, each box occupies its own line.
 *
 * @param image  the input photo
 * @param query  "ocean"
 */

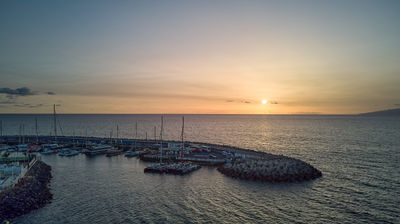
xmin=1 ymin=114 xmax=399 ymax=223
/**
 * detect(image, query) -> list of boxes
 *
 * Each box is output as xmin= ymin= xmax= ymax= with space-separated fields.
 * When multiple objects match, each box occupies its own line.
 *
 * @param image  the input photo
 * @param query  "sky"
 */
xmin=0 ymin=0 xmax=399 ymax=114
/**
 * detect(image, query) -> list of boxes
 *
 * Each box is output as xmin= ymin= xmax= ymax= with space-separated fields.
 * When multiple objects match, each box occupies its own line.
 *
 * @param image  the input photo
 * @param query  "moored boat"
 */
xmin=83 ymin=145 xmax=114 ymax=156
xmin=58 ymin=148 xmax=71 ymax=156
xmin=64 ymin=150 xmax=79 ymax=157
xmin=106 ymin=149 xmax=123 ymax=157
xmin=124 ymin=150 xmax=140 ymax=157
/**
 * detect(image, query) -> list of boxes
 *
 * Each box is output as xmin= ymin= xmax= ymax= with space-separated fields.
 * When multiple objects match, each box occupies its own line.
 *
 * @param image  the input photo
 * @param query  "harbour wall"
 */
xmin=0 ymin=160 xmax=52 ymax=222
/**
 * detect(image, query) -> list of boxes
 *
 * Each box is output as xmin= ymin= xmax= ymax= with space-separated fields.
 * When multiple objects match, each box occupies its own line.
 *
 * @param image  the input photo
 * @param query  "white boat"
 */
xmin=125 ymin=150 xmax=140 ymax=157
xmin=64 ymin=150 xmax=79 ymax=157
xmin=17 ymin=144 xmax=29 ymax=152
xmin=0 ymin=144 xmax=15 ymax=152
xmin=41 ymin=148 xmax=58 ymax=155
xmin=58 ymin=148 xmax=71 ymax=156
xmin=84 ymin=145 xmax=114 ymax=156
xmin=42 ymin=143 xmax=60 ymax=150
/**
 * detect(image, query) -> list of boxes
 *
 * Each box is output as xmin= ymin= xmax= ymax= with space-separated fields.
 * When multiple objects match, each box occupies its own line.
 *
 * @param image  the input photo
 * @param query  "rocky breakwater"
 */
xmin=218 ymin=156 xmax=322 ymax=182
xmin=0 ymin=160 xmax=53 ymax=221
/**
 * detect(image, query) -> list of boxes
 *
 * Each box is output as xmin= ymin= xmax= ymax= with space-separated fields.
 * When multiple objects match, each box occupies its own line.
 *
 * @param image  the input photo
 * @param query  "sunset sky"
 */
xmin=1 ymin=0 xmax=399 ymax=114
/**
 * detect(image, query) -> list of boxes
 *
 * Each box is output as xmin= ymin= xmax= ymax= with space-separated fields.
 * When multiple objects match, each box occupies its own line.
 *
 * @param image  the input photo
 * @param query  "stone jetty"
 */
xmin=0 ymin=160 xmax=52 ymax=221
xmin=218 ymin=157 xmax=322 ymax=182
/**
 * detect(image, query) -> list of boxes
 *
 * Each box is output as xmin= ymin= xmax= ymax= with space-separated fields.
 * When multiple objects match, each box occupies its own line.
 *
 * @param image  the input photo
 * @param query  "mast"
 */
xmin=181 ymin=116 xmax=184 ymax=158
xmin=19 ymin=124 xmax=21 ymax=144
xmin=160 ymin=116 xmax=163 ymax=163
xmin=72 ymin=129 xmax=75 ymax=147
xmin=154 ymin=126 xmax=156 ymax=141
xmin=109 ymin=129 xmax=113 ymax=145
xmin=0 ymin=120 xmax=2 ymax=137
xmin=116 ymin=124 xmax=119 ymax=146
xmin=53 ymin=104 xmax=57 ymax=143
xmin=22 ymin=124 xmax=25 ymax=144
xmin=135 ymin=121 xmax=137 ymax=150
xmin=85 ymin=127 xmax=88 ymax=148
xmin=35 ymin=117 xmax=39 ymax=144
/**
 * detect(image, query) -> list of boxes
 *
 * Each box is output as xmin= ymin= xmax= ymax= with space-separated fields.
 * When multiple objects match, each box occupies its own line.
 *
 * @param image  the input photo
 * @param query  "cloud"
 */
xmin=226 ymin=99 xmax=253 ymax=104
xmin=0 ymin=87 xmax=56 ymax=99
xmin=295 ymin=111 xmax=322 ymax=114
xmin=269 ymin=101 xmax=278 ymax=104
xmin=0 ymin=87 xmax=36 ymax=98
xmin=0 ymin=100 xmax=15 ymax=104
xmin=13 ymin=103 xmax=44 ymax=108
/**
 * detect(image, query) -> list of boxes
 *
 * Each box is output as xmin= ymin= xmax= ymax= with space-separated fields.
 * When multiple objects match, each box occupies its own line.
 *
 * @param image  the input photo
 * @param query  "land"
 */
xmin=359 ymin=108 xmax=400 ymax=116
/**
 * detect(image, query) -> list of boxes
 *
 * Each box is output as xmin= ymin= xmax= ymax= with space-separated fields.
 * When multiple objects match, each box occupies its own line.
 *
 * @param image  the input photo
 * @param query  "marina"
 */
xmin=1 ymin=134 xmax=322 ymax=181
xmin=0 ymin=114 xmax=398 ymax=223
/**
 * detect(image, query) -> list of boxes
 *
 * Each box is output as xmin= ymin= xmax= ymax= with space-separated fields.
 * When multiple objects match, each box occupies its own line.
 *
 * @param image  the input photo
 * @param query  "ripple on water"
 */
xmin=6 ymin=115 xmax=399 ymax=223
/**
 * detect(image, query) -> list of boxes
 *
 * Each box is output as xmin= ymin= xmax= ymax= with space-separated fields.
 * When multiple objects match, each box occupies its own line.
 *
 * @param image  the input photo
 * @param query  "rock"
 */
xmin=218 ymin=156 xmax=322 ymax=183
xmin=0 ymin=160 xmax=53 ymax=222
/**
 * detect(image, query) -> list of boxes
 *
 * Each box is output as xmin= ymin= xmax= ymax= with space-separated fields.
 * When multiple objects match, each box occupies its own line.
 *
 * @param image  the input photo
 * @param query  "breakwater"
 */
xmin=218 ymin=156 xmax=322 ymax=182
xmin=2 ymin=135 xmax=322 ymax=183
xmin=0 ymin=160 xmax=52 ymax=221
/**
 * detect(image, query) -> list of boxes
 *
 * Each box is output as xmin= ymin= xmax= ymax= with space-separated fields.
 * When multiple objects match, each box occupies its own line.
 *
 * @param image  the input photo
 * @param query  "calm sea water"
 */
xmin=1 ymin=114 xmax=399 ymax=223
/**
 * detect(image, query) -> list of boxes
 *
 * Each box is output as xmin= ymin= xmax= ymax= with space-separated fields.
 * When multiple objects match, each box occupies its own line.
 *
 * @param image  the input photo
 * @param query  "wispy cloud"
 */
xmin=0 ymin=100 xmax=15 ymax=104
xmin=0 ymin=87 xmax=36 ymax=98
xmin=13 ymin=103 xmax=44 ymax=108
xmin=0 ymin=87 xmax=56 ymax=99
xmin=226 ymin=99 xmax=254 ymax=104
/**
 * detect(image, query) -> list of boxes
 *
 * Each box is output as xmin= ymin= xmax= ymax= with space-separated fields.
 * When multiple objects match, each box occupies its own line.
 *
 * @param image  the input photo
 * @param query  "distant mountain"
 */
xmin=359 ymin=108 xmax=400 ymax=116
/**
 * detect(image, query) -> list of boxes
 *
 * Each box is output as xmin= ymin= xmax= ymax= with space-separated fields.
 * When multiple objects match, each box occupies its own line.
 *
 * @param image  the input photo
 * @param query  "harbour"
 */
xmin=0 ymin=114 xmax=398 ymax=223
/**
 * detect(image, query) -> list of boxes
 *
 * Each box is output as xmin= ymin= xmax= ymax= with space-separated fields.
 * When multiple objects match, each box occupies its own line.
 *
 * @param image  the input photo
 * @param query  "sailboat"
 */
xmin=143 ymin=116 xmax=200 ymax=175
xmin=125 ymin=121 xmax=140 ymax=157
xmin=106 ymin=125 xmax=123 ymax=157
xmin=42 ymin=105 xmax=62 ymax=154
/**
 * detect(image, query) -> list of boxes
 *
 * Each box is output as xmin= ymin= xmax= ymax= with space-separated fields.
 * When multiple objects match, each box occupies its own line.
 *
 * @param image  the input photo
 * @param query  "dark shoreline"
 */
xmin=0 ymin=160 xmax=52 ymax=222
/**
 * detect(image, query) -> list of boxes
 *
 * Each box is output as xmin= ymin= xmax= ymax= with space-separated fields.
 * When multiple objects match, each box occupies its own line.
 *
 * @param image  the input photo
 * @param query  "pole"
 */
xmin=154 ymin=126 xmax=156 ymax=141
xmin=35 ymin=117 xmax=39 ymax=144
xmin=116 ymin=125 xmax=119 ymax=146
xmin=53 ymin=104 xmax=57 ymax=143
xmin=22 ymin=124 xmax=25 ymax=144
xmin=135 ymin=121 xmax=137 ymax=150
xmin=181 ymin=116 xmax=184 ymax=158
xmin=85 ymin=127 xmax=88 ymax=148
xmin=160 ymin=116 xmax=163 ymax=163
xmin=19 ymin=124 xmax=21 ymax=144
xmin=110 ymin=130 xmax=112 ymax=144
xmin=135 ymin=121 xmax=138 ymax=139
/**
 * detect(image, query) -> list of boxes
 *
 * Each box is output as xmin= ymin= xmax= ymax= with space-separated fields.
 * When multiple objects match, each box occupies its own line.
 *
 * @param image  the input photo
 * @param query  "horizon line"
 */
xmin=0 ymin=112 xmax=358 ymax=116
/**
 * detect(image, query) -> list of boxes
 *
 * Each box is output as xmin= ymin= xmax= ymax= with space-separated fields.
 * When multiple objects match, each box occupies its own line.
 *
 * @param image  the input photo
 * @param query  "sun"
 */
xmin=262 ymin=99 xmax=268 ymax=104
